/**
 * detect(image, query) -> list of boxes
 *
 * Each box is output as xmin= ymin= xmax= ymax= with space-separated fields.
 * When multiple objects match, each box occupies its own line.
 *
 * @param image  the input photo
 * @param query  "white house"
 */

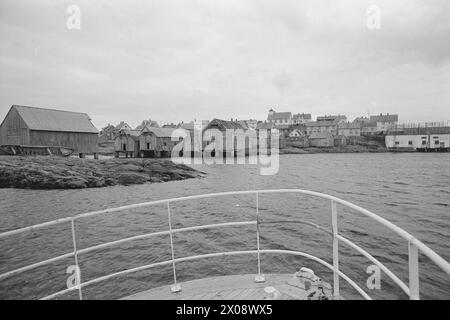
xmin=385 ymin=131 xmax=450 ymax=150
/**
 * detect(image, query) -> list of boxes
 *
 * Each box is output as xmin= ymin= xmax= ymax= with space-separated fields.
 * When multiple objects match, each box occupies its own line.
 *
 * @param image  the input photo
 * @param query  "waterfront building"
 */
xmin=369 ymin=113 xmax=398 ymax=132
xmin=138 ymin=127 xmax=178 ymax=158
xmin=0 ymin=105 xmax=98 ymax=157
xmin=114 ymin=129 xmax=140 ymax=157
xmin=305 ymin=121 xmax=338 ymax=136
xmin=308 ymin=132 xmax=334 ymax=147
xmin=338 ymin=122 xmax=361 ymax=137
xmin=361 ymin=122 xmax=378 ymax=136
xmin=385 ymin=127 xmax=450 ymax=151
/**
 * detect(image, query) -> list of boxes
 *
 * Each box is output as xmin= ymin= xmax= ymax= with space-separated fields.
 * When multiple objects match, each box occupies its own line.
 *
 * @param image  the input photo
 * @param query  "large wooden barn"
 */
xmin=0 ymin=105 xmax=99 ymax=157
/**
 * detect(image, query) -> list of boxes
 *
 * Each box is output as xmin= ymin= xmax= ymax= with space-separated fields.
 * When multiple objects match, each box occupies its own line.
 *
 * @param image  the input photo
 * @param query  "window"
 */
xmin=146 ymin=143 xmax=150 ymax=149
xmin=408 ymin=141 xmax=413 ymax=145
xmin=422 ymin=141 xmax=427 ymax=145
xmin=395 ymin=141 xmax=400 ymax=145
xmin=122 ymin=144 xmax=126 ymax=151
xmin=435 ymin=140 xmax=439 ymax=145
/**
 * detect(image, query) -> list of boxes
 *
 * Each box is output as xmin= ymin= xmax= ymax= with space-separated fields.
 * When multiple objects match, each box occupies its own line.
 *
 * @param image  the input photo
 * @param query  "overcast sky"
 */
xmin=0 ymin=0 xmax=449 ymax=129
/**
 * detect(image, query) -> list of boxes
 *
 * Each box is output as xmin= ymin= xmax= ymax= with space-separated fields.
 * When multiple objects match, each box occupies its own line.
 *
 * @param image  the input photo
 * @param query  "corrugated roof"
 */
xmin=12 ymin=105 xmax=98 ymax=133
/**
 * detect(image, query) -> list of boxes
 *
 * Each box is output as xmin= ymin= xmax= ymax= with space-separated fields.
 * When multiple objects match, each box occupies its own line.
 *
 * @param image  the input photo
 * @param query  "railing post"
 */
xmin=70 ymin=218 xmax=83 ymax=300
xmin=408 ymin=239 xmax=420 ymax=300
xmin=255 ymin=192 xmax=265 ymax=283
xmin=167 ymin=202 xmax=181 ymax=293
xmin=331 ymin=200 xmax=339 ymax=299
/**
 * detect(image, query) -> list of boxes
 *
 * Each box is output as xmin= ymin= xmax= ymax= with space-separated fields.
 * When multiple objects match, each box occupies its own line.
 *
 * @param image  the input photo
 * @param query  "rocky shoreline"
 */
xmin=279 ymin=145 xmax=388 ymax=154
xmin=280 ymin=138 xmax=388 ymax=154
xmin=0 ymin=156 xmax=204 ymax=189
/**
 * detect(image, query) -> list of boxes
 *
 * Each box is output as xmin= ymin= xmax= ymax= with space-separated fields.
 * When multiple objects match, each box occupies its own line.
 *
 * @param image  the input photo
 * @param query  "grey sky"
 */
xmin=0 ymin=0 xmax=449 ymax=129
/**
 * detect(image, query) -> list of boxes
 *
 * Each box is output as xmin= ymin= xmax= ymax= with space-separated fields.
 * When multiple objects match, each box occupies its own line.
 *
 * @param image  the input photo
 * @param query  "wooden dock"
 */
xmin=121 ymin=274 xmax=333 ymax=300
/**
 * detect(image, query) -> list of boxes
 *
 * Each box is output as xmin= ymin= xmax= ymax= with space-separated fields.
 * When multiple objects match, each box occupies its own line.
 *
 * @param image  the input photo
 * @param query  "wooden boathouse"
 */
xmin=0 ymin=105 xmax=99 ymax=157
xmin=114 ymin=129 xmax=140 ymax=157
xmin=139 ymin=127 xmax=178 ymax=158
xmin=114 ymin=126 xmax=179 ymax=158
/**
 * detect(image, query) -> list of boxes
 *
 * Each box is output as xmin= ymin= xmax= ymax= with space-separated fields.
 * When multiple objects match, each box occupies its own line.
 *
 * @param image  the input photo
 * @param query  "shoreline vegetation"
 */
xmin=0 ymin=156 xmax=204 ymax=189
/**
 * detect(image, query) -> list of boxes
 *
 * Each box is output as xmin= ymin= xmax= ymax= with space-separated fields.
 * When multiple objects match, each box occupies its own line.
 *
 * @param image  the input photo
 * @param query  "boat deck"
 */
xmin=121 ymin=274 xmax=333 ymax=300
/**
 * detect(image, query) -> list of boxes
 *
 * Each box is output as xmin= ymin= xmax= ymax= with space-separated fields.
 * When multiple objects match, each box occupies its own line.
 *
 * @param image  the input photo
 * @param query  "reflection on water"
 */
xmin=0 ymin=153 xmax=449 ymax=300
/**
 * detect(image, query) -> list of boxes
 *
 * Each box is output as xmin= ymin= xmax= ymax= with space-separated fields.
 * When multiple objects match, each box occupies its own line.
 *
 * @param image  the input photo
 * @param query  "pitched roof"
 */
xmin=135 ymin=120 xmax=159 ymax=130
xmin=117 ymin=129 xmax=141 ymax=137
xmin=361 ymin=122 xmax=378 ymax=128
xmin=237 ymin=120 xmax=249 ymax=130
xmin=370 ymin=114 xmax=398 ymax=123
xmin=306 ymin=121 xmax=338 ymax=127
xmin=142 ymin=127 xmax=176 ymax=138
xmin=205 ymin=119 xmax=246 ymax=131
xmin=115 ymin=121 xmax=131 ymax=130
xmin=10 ymin=105 xmax=98 ymax=133
xmin=317 ymin=115 xmax=347 ymax=122
xmin=256 ymin=122 xmax=276 ymax=130
xmin=338 ymin=122 xmax=361 ymax=129
xmin=101 ymin=124 xmax=115 ymax=131
xmin=267 ymin=111 xmax=292 ymax=121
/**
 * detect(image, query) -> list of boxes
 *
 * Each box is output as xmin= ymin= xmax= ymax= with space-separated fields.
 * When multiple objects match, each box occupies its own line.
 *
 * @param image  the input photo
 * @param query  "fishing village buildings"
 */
xmin=385 ymin=126 xmax=450 ymax=151
xmin=1 ymin=104 xmax=449 ymax=158
xmin=0 ymin=105 xmax=98 ymax=157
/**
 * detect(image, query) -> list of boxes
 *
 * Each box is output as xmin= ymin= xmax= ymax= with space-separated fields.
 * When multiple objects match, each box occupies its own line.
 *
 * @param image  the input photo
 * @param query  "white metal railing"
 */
xmin=0 ymin=189 xmax=449 ymax=300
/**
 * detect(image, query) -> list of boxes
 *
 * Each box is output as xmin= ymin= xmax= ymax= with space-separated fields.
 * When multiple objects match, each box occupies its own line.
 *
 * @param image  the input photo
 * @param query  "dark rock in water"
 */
xmin=0 ymin=156 xmax=204 ymax=189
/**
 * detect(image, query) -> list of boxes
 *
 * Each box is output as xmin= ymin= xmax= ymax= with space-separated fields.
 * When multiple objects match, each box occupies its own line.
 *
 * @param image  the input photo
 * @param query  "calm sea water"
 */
xmin=0 ymin=153 xmax=449 ymax=300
